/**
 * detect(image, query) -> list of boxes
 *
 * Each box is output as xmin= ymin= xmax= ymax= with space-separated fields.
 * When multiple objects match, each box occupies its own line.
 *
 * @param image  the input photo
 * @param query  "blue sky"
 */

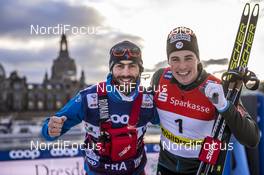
xmin=0 ymin=0 xmax=263 ymax=83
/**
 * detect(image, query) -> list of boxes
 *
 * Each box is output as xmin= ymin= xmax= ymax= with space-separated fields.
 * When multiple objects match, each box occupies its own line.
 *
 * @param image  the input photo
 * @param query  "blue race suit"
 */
xmin=42 ymin=74 xmax=159 ymax=175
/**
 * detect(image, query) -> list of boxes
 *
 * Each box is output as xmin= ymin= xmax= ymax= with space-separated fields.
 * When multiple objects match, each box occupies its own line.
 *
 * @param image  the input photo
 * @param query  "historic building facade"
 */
xmin=0 ymin=34 xmax=86 ymax=113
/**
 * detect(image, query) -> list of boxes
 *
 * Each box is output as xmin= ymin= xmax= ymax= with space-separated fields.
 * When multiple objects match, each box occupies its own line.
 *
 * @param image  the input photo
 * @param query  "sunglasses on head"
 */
xmin=111 ymin=47 xmax=141 ymax=58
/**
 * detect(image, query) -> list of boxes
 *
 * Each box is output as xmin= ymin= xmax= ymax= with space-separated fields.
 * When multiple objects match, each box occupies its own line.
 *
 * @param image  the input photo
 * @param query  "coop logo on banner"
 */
xmin=50 ymin=148 xmax=79 ymax=157
xmin=9 ymin=149 xmax=40 ymax=159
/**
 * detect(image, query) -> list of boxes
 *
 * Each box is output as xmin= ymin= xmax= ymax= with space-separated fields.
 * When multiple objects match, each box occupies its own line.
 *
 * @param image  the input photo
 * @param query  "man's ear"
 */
xmin=197 ymin=62 xmax=203 ymax=70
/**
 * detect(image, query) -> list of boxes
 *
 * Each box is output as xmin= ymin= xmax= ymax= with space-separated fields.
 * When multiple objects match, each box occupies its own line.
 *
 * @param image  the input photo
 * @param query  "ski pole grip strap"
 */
xmin=244 ymin=70 xmax=259 ymax=90
xmin=198 ymin=136 xmax=222 ymax=165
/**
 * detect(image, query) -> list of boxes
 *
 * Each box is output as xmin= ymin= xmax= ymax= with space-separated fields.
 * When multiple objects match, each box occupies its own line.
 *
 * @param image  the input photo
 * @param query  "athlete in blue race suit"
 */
xmin=42 ymin=41 xmax=159 ymax=175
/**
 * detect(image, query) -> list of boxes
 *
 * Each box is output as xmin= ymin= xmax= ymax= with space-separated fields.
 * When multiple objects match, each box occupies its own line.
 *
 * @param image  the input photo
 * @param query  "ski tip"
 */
xmin=252 ymin=4 xmax=259 ymax=17
xmin=243 ymin=3 xmax=250 ymax=16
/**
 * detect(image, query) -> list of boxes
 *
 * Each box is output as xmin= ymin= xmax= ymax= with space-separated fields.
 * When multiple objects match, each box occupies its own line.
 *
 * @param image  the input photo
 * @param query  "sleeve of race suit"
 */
xmin=150 ymin=68 xmax=165 ymax=90
xmin=220 ymin=100 xmax=260 ymax=148
xmin=41 ymin=93 xmax=84 ymax=141
xmin=149 ymin=68 xmax=165 ymax=125
xmin=150 ymin=96 xmax=160 ymax=125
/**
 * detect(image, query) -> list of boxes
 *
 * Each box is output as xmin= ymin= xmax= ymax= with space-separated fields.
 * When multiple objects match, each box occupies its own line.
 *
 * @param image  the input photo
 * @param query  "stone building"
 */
xmin=0 ymin=34 xmax=86 ymax=116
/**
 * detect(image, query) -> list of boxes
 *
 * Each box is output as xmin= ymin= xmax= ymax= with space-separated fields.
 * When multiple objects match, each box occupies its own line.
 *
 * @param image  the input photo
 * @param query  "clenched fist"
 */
xmin=48 ymin=116 xmax=67 ymax=137
xmin=204 ymin=82 xmax=229 ymax=112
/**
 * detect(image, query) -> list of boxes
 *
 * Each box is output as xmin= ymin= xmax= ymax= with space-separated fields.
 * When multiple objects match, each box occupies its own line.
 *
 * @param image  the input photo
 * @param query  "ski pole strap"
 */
xmin=222 ymin=67 xmax=260 ymax=91
xmin=244 ymin=70 xmax=259 ymax=90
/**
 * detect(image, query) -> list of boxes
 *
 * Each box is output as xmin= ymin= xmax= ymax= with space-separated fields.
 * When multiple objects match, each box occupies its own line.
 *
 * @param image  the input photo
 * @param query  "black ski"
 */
xmin=197 ymin=3 xmax=259 ymax=175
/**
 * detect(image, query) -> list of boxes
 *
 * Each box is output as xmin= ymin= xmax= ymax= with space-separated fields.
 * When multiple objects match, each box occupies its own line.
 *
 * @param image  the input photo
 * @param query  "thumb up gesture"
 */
xmin=48 ymin=116 xmax=67 ymax=137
